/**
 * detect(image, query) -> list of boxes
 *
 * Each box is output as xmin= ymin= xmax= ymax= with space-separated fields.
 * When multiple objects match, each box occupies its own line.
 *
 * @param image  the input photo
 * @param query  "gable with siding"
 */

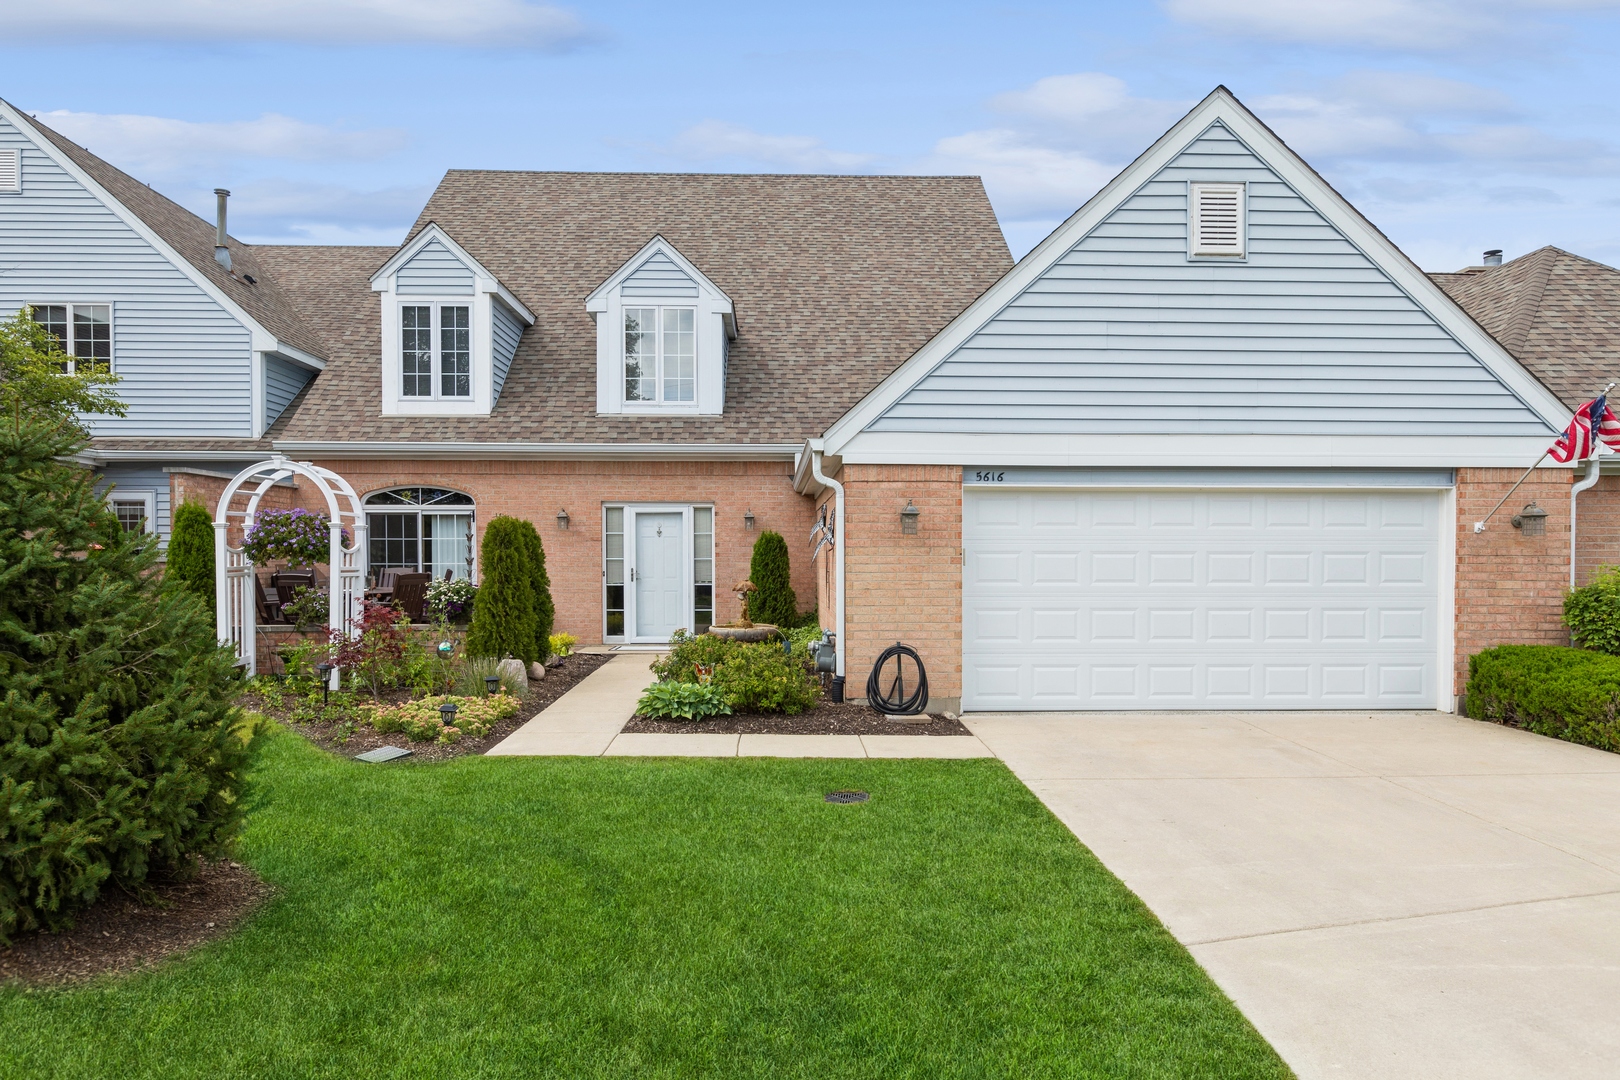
xmin=0 ymin=112 xmax=255 ymax=438
xmin=396 ymin=238 xmax=474 ymax=294
xmin=869 ymin=120 xmax=1555 ymax=438
xmin=622 ymin=250 xmax=698 ymax=297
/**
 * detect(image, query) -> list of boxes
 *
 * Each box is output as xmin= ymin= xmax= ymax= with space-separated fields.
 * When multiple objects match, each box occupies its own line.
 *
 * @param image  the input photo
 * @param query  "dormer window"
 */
xmin=401 ymin=303 xmax=471 ymax=398
xmin=370 ymin=224 xmax=535 ymax=417
xmin=587 ymin=236 xmax=735 ymax=417
xmin=625 ymin=306 xmax=695 ymax=403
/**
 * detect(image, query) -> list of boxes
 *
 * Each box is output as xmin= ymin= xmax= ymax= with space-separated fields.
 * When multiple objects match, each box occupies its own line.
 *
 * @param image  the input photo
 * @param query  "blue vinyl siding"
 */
xmin=873 ymin=122 xmax=1553 ymax=437
xmin=265 ymin=353 xmax=314 ymax=427
xmin=0 ymin=115 xmax=254 ymax=438
xmin=95 ymin=467 xmax=170 ymax=542
xmin=491 ymin=298 xmax=523 ymax=403
xmin=622 ymin=251 xmax=697 ymax=297
xmin=396 ymin=238 xmax=474 ymax=295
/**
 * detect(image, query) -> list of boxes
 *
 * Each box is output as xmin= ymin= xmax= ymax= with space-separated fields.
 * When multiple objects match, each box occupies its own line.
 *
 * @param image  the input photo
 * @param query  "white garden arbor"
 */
xmin=214 ymin=456 xmax=368 ymax=677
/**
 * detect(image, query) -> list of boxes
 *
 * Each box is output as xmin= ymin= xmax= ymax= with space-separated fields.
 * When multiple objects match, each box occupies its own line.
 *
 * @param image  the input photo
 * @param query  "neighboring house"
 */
xmin=2 ymin=87 xmax=1614 ymax=715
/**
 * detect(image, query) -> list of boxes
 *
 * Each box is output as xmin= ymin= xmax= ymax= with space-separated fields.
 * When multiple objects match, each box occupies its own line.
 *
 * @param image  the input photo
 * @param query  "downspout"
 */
xmin=1572 ymin=458 xmax=1604 ymax=588
xmin=809 ymin=447 xmax=846 ymax=700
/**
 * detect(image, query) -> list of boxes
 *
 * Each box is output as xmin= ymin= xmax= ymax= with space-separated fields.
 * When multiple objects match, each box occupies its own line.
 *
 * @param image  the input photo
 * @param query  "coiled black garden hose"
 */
xmin=866 ymin=641 xmax=928 ymax=715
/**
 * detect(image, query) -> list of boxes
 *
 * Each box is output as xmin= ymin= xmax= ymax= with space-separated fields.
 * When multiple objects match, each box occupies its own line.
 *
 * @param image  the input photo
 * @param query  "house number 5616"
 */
xmin=973 ymin=471 xmax=1005 ymax=482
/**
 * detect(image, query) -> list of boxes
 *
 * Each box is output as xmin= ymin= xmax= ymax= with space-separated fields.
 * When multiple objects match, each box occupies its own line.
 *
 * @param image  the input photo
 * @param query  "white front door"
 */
xmin=962 ymin=487 xmax=1443 ymax=711
xmin=634 ymin=511 xmax=686 ymax=640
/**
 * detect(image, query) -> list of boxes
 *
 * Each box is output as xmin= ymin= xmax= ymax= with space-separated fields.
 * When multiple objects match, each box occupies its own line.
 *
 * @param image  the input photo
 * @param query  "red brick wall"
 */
xmin=1454 ymin=467 xmax=1572 ymax=693
xmin=839 ymin=464 xmax=962 ymax=710
xmin=1574 ymin=476 xmax=1620 ymax=587
xmin=296 ymin=458 xmax=817 ymax=645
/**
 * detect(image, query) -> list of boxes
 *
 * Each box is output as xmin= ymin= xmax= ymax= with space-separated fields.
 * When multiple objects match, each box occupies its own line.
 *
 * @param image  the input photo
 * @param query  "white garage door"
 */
xmin=962 ymin=488 xmax=1442 ymax=711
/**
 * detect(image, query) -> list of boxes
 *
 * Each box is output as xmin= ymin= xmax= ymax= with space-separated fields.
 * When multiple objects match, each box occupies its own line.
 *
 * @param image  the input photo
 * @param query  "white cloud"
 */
xmin=0 ymin=0 xmax=590 ymax=48
xmin=35 ymin=110 xmax=408 ymax=176
xmin=927 ymin=130 xmax=1119 ymax=221
xmin=987 ymin=73 xmax=1188 ymax=151
xmin=1163 ymin=0 xmax=1620 ymax=50
xmin=215 ymin=179 xmax=428 ymax=244
xmin=665 ymin=121 xmax=874 ymax=171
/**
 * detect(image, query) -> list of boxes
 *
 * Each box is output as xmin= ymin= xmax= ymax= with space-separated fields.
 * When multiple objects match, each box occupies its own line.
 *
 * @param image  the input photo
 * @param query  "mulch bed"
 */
xmin=0 ymin=860 xmax=274 ymax=987
xmin=241 ymin=651 xmax=614 ymax=762
xmin=623 ymin=700 xmax=972 ymax=736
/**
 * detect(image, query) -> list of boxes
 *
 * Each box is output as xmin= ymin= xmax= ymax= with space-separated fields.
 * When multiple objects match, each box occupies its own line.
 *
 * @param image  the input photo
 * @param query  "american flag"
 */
xmin=1549 ymin=394 xmax=1620 ymax=463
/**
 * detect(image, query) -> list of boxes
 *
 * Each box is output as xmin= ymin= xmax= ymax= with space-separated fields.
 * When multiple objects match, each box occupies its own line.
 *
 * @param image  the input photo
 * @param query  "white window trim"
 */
xmin=29 ymin=300 xmax=115 ymax=374
xmin=0 ymin=147 xmax=20 ymax=194
xmin=361 ymin=487 xmax=479 ymax=583
xmin=620 ymin=302 xmax=700 ymax=414
xmin=377 ymin=292 xmax=491 ymax=415
xmin=603 ymin=503 xmax=711 ymax=643
xmin=1188 ymin=181 xmax=1248 ymax=260
xmin=397 ymin=300 xmax=475 ymax=402
xmin=107 ymin=489 xmax=157 ymax=535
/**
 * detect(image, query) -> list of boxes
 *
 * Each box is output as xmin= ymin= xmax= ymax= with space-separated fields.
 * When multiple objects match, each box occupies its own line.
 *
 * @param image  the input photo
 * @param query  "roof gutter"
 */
xmin=271 ymin=440 xmax=801 ymax=461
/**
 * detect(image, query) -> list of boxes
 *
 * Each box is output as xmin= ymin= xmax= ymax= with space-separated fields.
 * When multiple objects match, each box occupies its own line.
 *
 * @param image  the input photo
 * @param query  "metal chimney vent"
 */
xmin=213 ymin=188 xmax=232 ymax=271
xmin=1483 ymin=249 xmax=1503 ymax=267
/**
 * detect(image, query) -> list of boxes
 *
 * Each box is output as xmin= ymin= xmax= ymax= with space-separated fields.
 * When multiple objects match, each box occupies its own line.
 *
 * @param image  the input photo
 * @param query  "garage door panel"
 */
xmin=963 ymin=488 xmax=1440 ymax=710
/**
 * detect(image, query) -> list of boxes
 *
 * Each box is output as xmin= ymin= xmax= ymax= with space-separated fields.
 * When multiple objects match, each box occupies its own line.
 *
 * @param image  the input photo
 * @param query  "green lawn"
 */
xmin=1 ymin=728 xmax=1289 ymax=1079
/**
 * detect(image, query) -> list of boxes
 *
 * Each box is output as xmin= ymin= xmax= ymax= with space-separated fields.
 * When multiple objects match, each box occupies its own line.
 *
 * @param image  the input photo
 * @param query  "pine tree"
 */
xmin=167 ymin=499 xmax=215 ymax=604
xmin=515 ymin=520 xmax=556 ymax=661
xmin=465 ymin=516 xmax=539 ymax=664
xmin=747 ymin=530 xmax=798 ymax=628
xmin=0 ymin=311 xmax=256 ymax=941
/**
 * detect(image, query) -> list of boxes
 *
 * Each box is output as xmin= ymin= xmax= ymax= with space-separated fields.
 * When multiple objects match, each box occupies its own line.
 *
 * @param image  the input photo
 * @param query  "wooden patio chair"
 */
xmin=390 ymin=572 xmax=432 ymax=623
xmin=272 ymin=570 xmax=316 ymax=598
xmin=255 ymin=574 xmax=285 ymax=624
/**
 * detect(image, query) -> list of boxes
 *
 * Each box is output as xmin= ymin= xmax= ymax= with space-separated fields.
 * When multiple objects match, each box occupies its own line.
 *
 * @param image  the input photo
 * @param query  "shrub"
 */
xmin=242 ymin=507 xmax=346 ymax=566
xmin=1564 ymin=568 xmax=1620 ymax=655
xmin=650 ymin=629 xmax=741 ymax=683
xmin=425 ymin=577 xmax=477 ymax=623
xmin=746 ymin=530 xmax=798 ymax=627
xmin=166 ymin=499 xmax=215 ymax=604
xmin=636 ymin=681 xmax=733 ymax=721
xmin=281 ymin=585 xmax=328 ymax=631
xmin=329 ymin=600 xmax=410 ymax=700
xmin=1 ymin=320 xmax=255 ymax=939
xmin=518 ymin=522 xmax=555 ymax=660
xmin=549 ymin=632 xmax=577 ymax=658
xmin=453 ymin=655 xmax=528 ymax=698
xmin=362 ymin=693 xmax=519 ymax=744
xmin=466 ymin=517 xmax=540 ymax=664
xmin=1466 ymin=644 xmax=1620 ymax=753
xmin=711 ymin=643 xmax=821 ymax=714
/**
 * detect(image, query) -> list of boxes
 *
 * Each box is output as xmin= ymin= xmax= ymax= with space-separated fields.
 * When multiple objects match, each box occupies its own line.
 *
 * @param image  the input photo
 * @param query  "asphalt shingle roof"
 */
xmin=1432 ymin=246 xmax=1620 ymax=410
xmin=254 ymin=171 xmax=1011 ymax=445
xmin=21 ymin=112 xmax=328 ymax=361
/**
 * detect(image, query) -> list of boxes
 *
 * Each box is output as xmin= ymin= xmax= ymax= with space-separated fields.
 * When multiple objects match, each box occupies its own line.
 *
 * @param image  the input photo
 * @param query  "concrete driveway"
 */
xmin=964 ymin=710 xmax=1620 ymax=1080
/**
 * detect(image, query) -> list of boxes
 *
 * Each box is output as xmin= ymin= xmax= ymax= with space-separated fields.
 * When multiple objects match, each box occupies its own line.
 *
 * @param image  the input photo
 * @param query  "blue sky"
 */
xmin=3 ymin=0 xmax=1618 ymax=269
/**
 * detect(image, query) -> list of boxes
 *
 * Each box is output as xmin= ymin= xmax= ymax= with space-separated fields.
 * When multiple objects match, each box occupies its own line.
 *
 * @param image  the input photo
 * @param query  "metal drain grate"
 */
xmin=824 ymin=790 xmax=870 ymax=804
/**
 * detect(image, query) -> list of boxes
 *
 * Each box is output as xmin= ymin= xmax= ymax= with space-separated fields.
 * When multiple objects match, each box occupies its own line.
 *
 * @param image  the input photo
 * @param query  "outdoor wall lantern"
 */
xmin=744 ymin=509 xmax=756 ymax=531
xmin=1511 ymin=503 xmax=1548 ymax=537
xmin=900 ymin=500 xmax=920 ymax=535
xmin=556 ymin=508 xmax=570 ymax=530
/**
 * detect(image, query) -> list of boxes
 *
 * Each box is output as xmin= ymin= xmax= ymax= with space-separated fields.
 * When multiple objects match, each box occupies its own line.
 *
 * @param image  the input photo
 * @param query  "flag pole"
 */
xmin=1473 ymin=454 xmax=1548 ymax=533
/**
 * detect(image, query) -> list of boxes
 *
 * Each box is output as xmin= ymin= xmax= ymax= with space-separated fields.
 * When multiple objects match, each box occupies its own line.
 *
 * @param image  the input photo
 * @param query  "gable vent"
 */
xmin=1190 ymin=181 xmax=1245 ymax=258
xmin=0 ymin=149 xmax=18 ymax=194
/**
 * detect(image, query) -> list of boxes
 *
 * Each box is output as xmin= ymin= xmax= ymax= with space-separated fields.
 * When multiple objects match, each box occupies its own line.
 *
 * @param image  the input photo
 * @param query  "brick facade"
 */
xmin=836 ymin=464 xmax=963 ymax=712
xmin=1574 ymin=476 xmax=1620 ymax=587
xmin=1454 ymin=467 xmax=1573 ymax=694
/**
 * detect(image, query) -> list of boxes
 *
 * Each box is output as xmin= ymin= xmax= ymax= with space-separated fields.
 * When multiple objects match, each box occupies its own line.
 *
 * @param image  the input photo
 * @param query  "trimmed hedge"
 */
xmin=1564 ymin=567 xmax=1620 ymax=655
xmin=1466 ymin=644 xmax=1620 ymax=753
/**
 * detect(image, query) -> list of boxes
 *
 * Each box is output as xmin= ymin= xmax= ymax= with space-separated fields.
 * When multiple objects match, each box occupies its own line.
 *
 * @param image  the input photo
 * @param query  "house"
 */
xmin=1 ymin=87 xmax=1614 ymax=715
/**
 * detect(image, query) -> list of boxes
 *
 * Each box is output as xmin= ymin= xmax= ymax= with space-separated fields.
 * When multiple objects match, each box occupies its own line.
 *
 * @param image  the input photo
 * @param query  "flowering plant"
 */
xmin=241 ymin=507 xmax=349 ymax=566
xmin=361 ymin=693 xmax=519 ymax=743
xmin=425 ymin=577 xmax=478 ymax=622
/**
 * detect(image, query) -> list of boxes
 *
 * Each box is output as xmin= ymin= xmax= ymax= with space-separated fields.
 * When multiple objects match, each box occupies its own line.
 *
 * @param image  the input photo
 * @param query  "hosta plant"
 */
xmin=636 ymin=681 xmax=733 ymax=721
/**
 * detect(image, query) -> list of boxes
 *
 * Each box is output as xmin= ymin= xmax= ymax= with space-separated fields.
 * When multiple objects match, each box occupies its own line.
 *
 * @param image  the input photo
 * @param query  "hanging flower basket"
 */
xmin=242 ymin=508 xmax=349 ymax=566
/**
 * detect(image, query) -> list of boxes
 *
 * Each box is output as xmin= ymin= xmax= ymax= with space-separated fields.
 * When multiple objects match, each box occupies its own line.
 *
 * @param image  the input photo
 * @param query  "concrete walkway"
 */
xmin=965 ymin=710 xmax=1620 ymax=1080
xmin=487 ymin=654 xmax=992 ymax=759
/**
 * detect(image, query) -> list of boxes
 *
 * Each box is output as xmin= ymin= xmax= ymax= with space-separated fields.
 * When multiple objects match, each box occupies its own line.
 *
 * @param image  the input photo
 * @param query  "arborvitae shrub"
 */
xmin=746 ymin=530 xmax=798 ymax=628
xmin=166 ymin=499 xmax=215 ymax=604
xmin=466 ymin=516 xmax=539 ymax=664
xmin=516 ymin=520 xmax=555 ymax=661
xmin=0 ymin=417 xmax=255 ymax=940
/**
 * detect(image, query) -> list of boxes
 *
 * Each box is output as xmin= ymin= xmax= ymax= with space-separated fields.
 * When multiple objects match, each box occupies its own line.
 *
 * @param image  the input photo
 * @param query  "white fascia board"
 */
xmin=0 ymin=101 xmax=319 ymax=367
xmin=273 ymin=342 xmax=326 ymax=372
xmin=817 ymin=86 xmax=1572 ymax=455
xmin=82 ymin=449 xmax=274 ymax=464
xmin=837 ymin=430 xmax=1573 ymax=470
xmin=272 ymin=440 xmax=800 ymax=461
xmin=583 ymin=234 xmax=735 ymax=314
xmin=370 ymin=222 xmax=535 ymax=323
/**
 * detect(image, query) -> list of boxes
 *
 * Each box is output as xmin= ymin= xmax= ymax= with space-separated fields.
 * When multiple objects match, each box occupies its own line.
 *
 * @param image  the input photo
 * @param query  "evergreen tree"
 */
xmin=0 ymin=311 xmax=256 ymax=940
xmin=515 ymin=520 xmax=555 ymax=661
xmin=465 ymin=516 xmax=539 ymax=664
xmin=167 ymin=499 xmax=215 ymax=604
xmin=747 ymin=530 xmax=798 ymax=628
